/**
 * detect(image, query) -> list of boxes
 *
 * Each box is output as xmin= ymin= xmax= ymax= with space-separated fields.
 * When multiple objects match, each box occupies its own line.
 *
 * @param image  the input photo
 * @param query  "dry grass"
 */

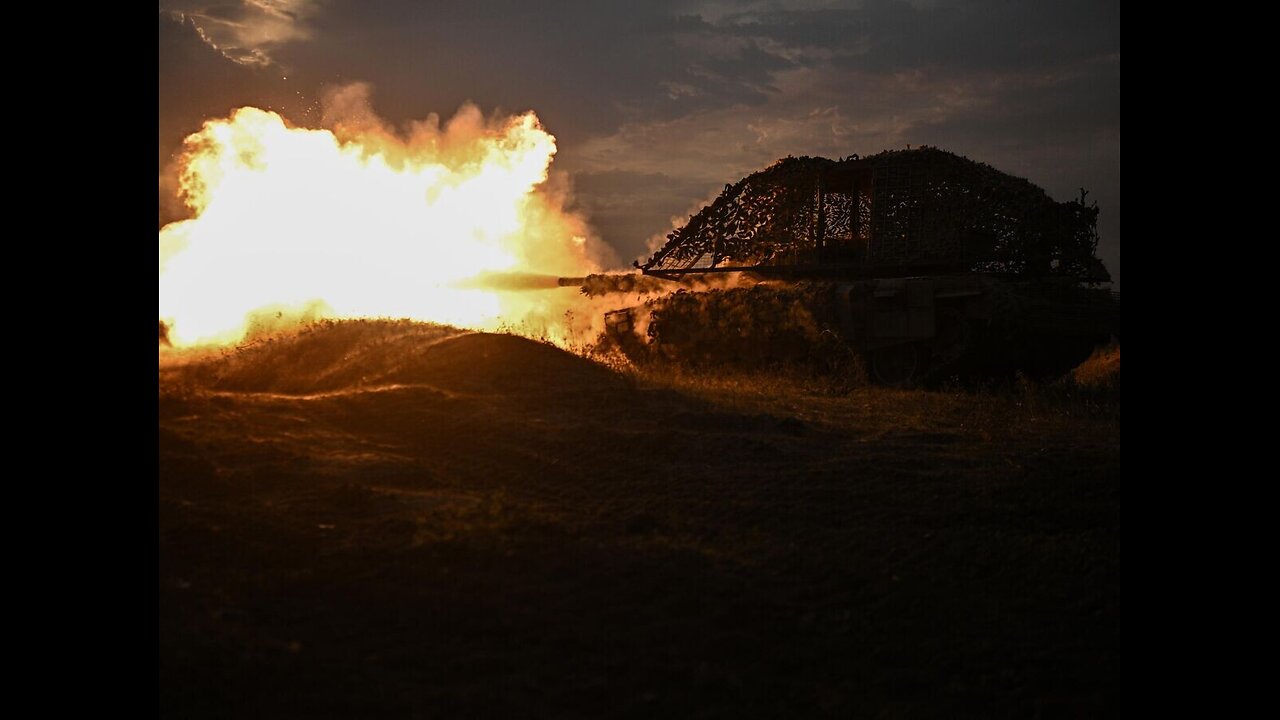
xmin=1073 ymin=341 xmax=1121 ymax=388
xmin=159 ymin=320 xmax=1119 ymax=717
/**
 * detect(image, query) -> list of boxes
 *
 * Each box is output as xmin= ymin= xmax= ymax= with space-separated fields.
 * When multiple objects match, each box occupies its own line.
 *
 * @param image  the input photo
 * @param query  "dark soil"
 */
xmin=159 ymin=320 xmax=1119 ymax=718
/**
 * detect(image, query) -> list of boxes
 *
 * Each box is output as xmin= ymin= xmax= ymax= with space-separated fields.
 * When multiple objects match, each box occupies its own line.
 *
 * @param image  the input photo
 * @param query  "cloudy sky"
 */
xmin=159 ymin=0 xmax=1120 ymax=281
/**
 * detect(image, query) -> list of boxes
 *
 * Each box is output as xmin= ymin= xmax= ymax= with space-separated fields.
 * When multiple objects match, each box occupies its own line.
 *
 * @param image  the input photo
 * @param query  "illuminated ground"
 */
xmin=159 ymin=320 xmax=1119 ymax=717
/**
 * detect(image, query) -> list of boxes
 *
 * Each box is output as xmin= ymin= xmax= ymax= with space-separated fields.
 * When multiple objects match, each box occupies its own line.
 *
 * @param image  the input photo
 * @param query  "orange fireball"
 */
xmin=159 ymin=102 xmax=603 ymax=347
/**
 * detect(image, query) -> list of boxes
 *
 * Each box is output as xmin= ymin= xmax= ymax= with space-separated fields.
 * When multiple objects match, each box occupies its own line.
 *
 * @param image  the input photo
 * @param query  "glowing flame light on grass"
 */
xmin=159 ymin=90 xmax=604 ymax=347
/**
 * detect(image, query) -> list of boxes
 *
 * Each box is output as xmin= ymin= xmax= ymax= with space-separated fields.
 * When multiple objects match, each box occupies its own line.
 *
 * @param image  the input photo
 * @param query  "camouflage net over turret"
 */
xmin=641 ymin=284 xmax=847 ymax=367
xmin=641 ymin=147 xmax=1108 ymax=282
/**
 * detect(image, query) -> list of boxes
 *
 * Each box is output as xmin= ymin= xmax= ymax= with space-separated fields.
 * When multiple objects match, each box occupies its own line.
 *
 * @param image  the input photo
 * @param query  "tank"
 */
xmin=595 ymin=147 xmax=1119 ymax=386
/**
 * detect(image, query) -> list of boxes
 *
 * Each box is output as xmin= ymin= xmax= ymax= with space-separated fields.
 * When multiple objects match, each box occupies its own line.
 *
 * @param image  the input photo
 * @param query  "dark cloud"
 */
xmin=201 ymin=4 xmax=253 ymax=23
xmin=157 ymin=12 xmax=304 ymax=225
xmin=718 ymin=1 xmax=1119 ymax=73
xmin=159 ymin=1 xmax=318 ymax=66
xmin=268 ymin=1 xmax=801 ymax=141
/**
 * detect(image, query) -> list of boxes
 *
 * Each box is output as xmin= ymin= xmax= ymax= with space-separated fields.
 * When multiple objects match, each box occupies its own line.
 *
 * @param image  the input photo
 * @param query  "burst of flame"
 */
xmin=159 ymin=102 xmax=602 ymax=347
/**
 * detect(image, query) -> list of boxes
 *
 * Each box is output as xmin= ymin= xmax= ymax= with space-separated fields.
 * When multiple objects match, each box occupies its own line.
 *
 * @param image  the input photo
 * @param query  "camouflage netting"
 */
xmin=642 ymin=147 xmax=1108 ymax=281
xmin=631 ymin=284 xmax=852 ymax=369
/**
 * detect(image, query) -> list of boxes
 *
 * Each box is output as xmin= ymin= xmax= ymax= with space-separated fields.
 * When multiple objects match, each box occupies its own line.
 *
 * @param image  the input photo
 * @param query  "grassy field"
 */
xmin=159 ymin=320 xmax=1119 ymax=717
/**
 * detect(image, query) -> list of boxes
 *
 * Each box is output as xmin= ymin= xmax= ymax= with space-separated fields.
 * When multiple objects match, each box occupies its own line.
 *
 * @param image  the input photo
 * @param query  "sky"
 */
xmin=158 ymin=0 xmax=1120 ymax=282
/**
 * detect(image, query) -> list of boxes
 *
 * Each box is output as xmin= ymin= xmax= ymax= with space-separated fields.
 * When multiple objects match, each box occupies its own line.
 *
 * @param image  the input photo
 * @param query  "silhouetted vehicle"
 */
xmin=598 ymin=148 xmax=1119 ymax=386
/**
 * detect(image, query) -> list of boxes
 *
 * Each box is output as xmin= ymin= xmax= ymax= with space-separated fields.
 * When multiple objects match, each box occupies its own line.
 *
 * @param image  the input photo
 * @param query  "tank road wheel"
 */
xmin=933 ymin=307 xmax=971 ymax=364
xmin=870 ymin=343 xmax=921 ymax=388
xmin=924 ymin=306 xmax=972 ymax=382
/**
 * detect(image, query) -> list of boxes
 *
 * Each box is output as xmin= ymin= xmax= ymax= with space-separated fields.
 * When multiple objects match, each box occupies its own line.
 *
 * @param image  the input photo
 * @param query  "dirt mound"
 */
xmin=162 ymin=319 xmax=625 ymax=396
xmin=384 ymin=332 xmax=626 ymax=395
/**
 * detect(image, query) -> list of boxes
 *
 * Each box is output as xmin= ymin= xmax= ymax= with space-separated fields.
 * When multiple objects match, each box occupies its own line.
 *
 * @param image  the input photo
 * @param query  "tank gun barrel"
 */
xmin=454 ymin=271 xmax=673 ymax=296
